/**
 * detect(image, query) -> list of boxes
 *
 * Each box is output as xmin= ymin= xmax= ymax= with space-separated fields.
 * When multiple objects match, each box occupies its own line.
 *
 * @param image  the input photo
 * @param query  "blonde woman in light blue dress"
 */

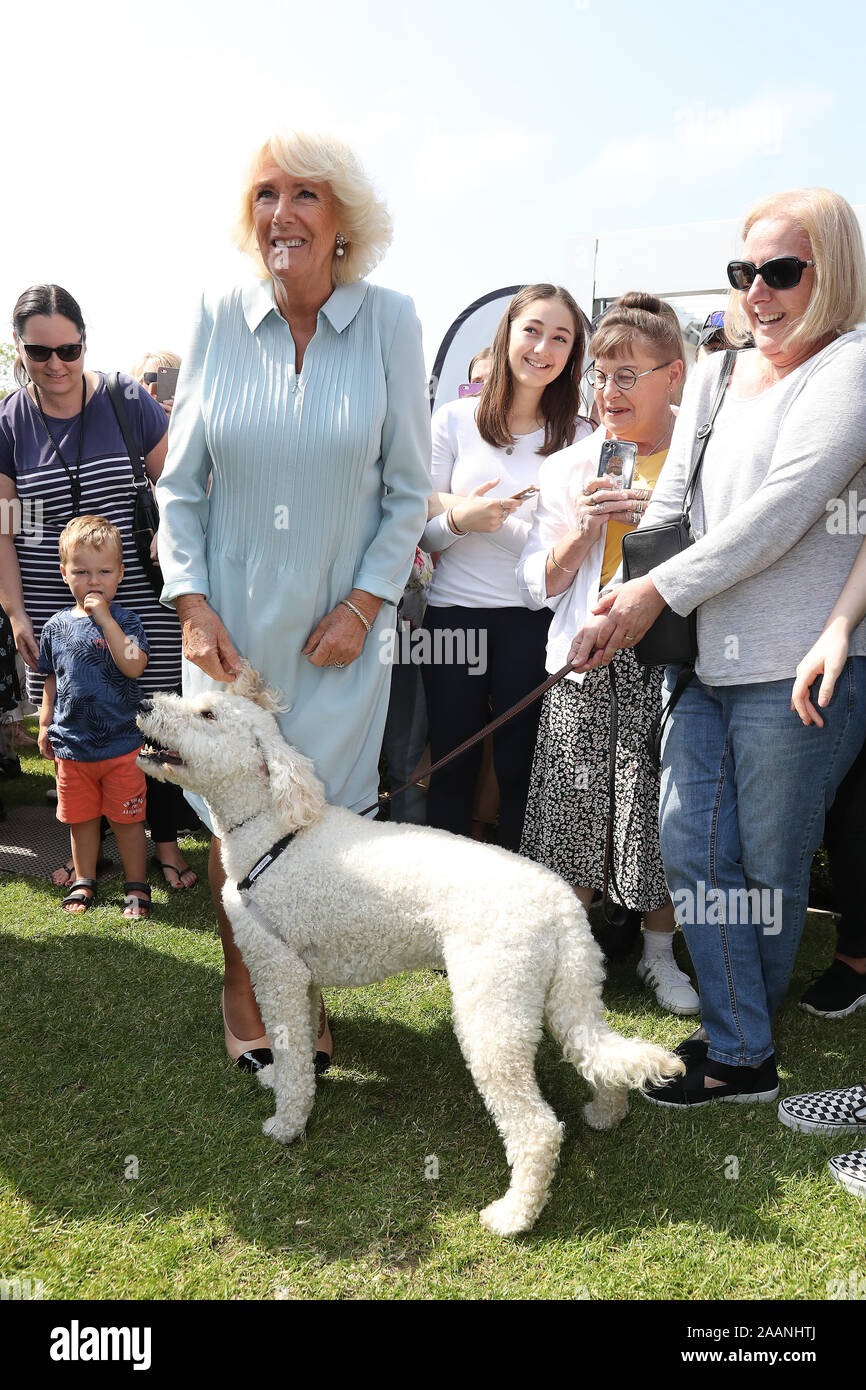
xmin=156 ymin=130 xmax=431 ymax=1074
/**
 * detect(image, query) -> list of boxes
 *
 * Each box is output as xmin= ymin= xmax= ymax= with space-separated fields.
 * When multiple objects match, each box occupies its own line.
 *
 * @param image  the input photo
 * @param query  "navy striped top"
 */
xmin=0 ymin=373 xmax=182 ymax=701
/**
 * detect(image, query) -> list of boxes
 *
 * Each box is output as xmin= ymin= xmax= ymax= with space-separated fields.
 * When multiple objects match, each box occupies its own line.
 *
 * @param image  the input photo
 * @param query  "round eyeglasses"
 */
xmin=584 ymin=360 xmax=674 ymax=392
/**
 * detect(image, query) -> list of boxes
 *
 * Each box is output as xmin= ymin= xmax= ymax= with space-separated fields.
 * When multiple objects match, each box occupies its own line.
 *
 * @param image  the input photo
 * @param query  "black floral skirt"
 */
xmin=519 ymin=647 xmax=668 ymax=910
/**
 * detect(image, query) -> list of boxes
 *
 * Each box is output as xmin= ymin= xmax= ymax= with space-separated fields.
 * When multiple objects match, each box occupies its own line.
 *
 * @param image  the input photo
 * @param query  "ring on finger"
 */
xmin=333 ymin=660 xmax=345 ymax=668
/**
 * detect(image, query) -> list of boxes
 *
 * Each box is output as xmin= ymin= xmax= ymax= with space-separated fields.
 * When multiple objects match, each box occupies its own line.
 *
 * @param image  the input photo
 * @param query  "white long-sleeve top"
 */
xmin=422 ymin=395 xmax=592 ymax=608
xmin=518 ymin=425 xmax=610 ymax=682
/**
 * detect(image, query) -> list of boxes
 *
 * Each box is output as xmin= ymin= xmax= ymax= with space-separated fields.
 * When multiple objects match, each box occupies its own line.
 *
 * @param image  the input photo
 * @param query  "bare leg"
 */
xmin=153 ymin=838 xmax=196 ymax=888
xmin=110 ymin=820 xmax=148 ymax=918
xmin=210 ymin=834 xmax=267 ymax=1041
xmin=65 ymin=817 xmax=101 ymax=912
xmin=644 ymin=901 xmax=676 ymax=932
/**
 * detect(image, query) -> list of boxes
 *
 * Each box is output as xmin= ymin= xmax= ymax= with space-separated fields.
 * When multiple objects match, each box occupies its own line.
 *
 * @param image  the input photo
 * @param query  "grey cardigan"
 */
xmin=643 ymin=330 xmax=866 ymax=685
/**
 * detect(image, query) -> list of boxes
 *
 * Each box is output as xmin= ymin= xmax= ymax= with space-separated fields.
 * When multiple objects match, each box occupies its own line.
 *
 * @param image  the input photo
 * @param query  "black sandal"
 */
xmin=122 ymin=881 xmax=152 ymax=919
xmin=61 ymin=878 xmax=97 ymax=913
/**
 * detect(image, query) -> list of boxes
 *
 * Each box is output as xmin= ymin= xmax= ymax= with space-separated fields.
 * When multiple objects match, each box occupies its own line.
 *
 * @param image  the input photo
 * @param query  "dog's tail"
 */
xmin=545 ymin=905 xmax=684 ymax=1091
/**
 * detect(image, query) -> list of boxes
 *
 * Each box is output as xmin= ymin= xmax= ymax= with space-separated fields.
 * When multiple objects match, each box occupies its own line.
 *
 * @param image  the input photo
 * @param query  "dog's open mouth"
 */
xmin=139 ymin=744 xmax=185 ymax=767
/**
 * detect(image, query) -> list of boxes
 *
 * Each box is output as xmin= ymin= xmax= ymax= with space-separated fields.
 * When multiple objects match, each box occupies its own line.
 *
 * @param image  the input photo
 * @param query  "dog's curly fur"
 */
xmin=138 ymin=663 xmax=683 ymax=1236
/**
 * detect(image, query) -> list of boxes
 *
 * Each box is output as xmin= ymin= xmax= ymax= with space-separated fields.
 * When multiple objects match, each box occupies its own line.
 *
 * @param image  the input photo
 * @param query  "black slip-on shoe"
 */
xmin=641 ymin=1053 xmax=779 ymax=1108
xmin=672 ymin=1025 xmax=710 ymax=1066
xmin=800 ymin=960 xmax=866 ymax=1019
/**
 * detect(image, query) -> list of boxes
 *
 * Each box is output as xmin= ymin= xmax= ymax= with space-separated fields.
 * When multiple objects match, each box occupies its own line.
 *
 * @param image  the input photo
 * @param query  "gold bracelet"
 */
xmin=446 ymin=508 xmax=467 ymax=536
xmin=550 ymin=546 xmax=578 ymax=574
xmin=340 ymin=598 xmax=373 ymax=634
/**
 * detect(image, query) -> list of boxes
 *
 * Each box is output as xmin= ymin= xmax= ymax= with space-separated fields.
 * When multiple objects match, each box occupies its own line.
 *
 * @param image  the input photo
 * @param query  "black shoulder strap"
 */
xmin=681 ymin=349 xmax=736 ymax=520
xmin=105 ymin=373 xmax=147 ymax=488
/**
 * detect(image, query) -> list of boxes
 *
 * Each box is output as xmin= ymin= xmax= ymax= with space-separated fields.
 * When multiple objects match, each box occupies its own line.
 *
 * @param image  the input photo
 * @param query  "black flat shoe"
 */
xmin=673 ymin=1025 xmax=710 ymax=1066
xmin=641 ymin=1053 xmax=780 ymax=1108
xmin=235 ymin=1047 xmax=273 ymax=1075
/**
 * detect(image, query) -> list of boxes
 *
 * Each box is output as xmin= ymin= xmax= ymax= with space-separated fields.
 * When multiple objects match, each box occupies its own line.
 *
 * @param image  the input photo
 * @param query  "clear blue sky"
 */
xmin=3 ymin=0 xmax=862 ymax=370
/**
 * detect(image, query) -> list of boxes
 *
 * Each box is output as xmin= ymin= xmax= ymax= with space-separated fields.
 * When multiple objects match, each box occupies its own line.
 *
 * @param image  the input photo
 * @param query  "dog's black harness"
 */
xmin=237 ymin=831 xmax=298 ymax=893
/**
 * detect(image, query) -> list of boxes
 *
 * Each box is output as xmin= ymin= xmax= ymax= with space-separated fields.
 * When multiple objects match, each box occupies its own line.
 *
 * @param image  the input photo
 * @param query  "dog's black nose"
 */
xmin=138 ymin=699 xmax=153 ymax=714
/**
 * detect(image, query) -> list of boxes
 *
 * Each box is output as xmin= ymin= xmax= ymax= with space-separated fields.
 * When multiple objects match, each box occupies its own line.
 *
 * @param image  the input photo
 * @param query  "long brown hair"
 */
xmin=476 ymin=284 xmax=588 ymax=457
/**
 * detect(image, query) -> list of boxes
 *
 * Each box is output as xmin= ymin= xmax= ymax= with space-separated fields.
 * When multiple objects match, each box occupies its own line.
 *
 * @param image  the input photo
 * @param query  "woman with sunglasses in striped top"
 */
xmin=0 ymin=284 xmax=183 ymax=910
xmin=569 ymin=188 xmax=866 ymax=1109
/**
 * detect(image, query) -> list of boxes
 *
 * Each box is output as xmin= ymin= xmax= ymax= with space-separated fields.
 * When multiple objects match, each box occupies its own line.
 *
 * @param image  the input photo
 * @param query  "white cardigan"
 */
xmin=517 ymin=425 xmax=612 ymax=683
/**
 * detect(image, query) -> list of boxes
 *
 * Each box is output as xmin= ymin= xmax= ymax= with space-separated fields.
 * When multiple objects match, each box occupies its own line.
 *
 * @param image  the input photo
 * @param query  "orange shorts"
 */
xmin=55 ymin=749 xmax=147 ymax=825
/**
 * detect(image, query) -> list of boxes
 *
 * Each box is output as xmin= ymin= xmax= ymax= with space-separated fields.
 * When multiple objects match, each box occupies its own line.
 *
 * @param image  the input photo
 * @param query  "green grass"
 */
xmin=1 ymin=725 xmax=865 ymax=1300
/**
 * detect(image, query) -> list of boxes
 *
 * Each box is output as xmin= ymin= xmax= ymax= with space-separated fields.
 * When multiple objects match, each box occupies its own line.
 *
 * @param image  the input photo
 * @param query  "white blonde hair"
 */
xmin=726 ymin=187 xmax=866 ymax=355
xmin=233 ymin=129 xmax=393 ymax=287
xmin=130 ymin=349 xmax=181 ymax=381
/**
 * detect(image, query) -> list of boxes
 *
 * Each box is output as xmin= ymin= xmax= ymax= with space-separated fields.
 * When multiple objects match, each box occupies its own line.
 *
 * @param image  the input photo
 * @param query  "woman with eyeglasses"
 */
xmin=569 ymin=188 xmax=866 ymax=1108
xmin=518 ymin=292 xmax=697 ymax=1015
xmin=0 ymin=284 xmax=181 ymax=912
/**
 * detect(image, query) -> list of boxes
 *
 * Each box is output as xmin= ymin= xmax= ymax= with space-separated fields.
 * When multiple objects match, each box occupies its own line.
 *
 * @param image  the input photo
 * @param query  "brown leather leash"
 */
xmin=361 ymin=662 xmax=575 ymax=818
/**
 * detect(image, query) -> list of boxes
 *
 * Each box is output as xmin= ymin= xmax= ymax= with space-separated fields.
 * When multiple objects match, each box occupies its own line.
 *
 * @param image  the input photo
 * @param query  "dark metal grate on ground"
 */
xmin=0 ymin=804 xmax=134 ymax=881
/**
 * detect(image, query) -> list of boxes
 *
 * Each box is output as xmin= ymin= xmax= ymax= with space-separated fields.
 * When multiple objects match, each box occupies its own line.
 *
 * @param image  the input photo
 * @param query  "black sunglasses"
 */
xmin=726 ymin=257 xmax=815 ymax=291
xmin=21 ymin=341 xmax=84 ymax=363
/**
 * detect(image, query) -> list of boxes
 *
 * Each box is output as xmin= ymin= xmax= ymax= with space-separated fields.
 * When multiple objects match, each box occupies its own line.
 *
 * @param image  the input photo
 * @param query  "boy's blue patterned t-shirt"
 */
xmin=38 ymin=604 xmax=149 ymax=760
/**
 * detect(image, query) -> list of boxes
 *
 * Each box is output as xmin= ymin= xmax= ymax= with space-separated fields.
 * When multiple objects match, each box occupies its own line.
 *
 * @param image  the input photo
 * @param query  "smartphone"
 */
xmin=510 ymin=486 xmax=539 ymax=501
xmin=598 ymin=439 xmax=637 ymax=490
xmin=157 ymin=367 xmax=179 ymax=402
xmin=458 ymin=382 xmax=484 ymax=398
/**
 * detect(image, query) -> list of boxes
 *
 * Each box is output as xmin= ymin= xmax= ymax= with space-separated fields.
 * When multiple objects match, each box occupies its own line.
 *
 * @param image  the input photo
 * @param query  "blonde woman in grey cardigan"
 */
xmin=569 ymin=187 xmax=866 ymax=1108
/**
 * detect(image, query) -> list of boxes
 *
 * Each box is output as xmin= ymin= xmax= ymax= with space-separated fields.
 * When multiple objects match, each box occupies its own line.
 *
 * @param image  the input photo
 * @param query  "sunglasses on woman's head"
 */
xmin=21 ymin=341 xmax=84 ymax=363
xmin=726 ymin=257 xmax=815 ymax=291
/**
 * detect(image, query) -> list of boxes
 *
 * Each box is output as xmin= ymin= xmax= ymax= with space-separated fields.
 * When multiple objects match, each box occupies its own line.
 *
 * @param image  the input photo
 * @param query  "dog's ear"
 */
xmin=229 ymin=661 xmax=289 ymax=713
xmin=265 ymin=738 xmax=326 ymax=829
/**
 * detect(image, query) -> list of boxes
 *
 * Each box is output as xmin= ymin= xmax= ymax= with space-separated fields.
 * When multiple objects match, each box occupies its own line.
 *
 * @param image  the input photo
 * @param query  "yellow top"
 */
xmin=599 ymin=446 xmax=670 ymax=587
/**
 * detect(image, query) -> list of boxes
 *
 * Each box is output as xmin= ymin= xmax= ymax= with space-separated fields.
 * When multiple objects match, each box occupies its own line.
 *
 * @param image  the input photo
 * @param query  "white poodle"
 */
xmin=138 ymin=665 xmax=682 ymax=1236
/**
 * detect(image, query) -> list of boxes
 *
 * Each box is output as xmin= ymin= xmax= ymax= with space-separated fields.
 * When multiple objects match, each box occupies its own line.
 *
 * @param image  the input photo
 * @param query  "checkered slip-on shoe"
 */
xmin=778 ymin=1083 xmax=866 ymax=1136
xmin=828 ymin=1149 xmax=866 ymax=1198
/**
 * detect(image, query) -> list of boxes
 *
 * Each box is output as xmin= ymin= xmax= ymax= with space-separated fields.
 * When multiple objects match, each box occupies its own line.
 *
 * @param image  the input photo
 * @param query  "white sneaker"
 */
xmin=637 ymin=955 xmax=701 ymax=1015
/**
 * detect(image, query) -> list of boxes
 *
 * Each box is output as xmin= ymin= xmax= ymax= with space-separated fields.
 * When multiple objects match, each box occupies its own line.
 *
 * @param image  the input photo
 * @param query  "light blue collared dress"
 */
xmin=155 ymin=277 xmax=431 ymax=822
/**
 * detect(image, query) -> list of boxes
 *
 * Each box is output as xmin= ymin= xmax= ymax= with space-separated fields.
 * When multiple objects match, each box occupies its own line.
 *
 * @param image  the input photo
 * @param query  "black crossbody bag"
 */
xmin=601 ymin=353 xmax=737 ymax=914
xmin=105 ymin=374 xmax=162 ymax=599
xmin=620 ymin=349 xmax=735 ymax=667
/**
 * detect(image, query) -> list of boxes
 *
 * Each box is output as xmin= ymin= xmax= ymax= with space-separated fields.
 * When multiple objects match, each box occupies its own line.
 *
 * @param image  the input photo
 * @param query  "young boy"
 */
xmin=38 ymin=516 xmax=151 ymax=918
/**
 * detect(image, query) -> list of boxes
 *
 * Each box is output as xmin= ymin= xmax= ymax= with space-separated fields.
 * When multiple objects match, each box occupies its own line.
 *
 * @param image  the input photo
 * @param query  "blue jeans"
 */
xmin=659 ymin=660 xmax=866 ymax=1065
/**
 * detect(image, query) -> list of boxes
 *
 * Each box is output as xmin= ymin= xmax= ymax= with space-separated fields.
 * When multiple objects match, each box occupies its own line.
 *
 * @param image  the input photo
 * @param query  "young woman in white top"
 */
xmin=420 ymin=284 xmax=591 ymax=850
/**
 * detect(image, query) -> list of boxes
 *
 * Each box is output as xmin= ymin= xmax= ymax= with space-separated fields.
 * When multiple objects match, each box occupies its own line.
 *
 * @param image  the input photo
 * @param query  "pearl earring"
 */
xmin=335 ymin=232 xmax=347 ymax=257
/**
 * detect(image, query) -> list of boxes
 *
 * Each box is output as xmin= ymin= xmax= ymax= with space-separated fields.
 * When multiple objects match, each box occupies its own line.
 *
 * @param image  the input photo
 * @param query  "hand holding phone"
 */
xmin=157 ymin=367 xmax=179 ymax=403
xmin=598 ymin=439 xmax=637 ymax=490
xmin=510 ymin=486 xmax=539 ymax=501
